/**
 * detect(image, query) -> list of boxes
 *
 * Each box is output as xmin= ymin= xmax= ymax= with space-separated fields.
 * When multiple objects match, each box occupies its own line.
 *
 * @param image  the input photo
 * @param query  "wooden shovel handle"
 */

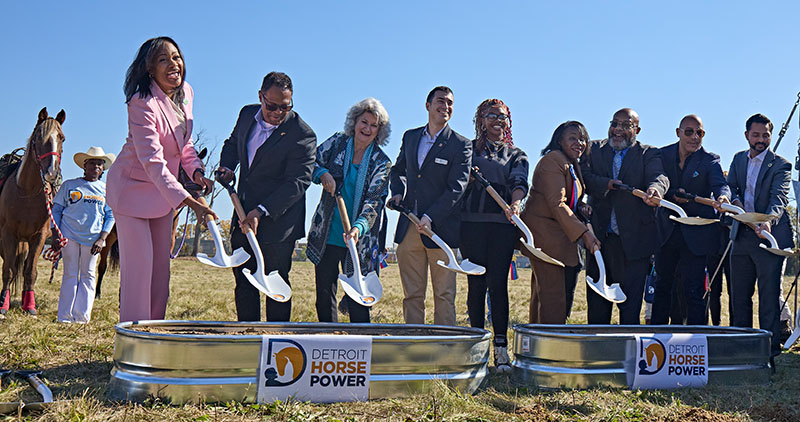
xmin=485 ymin=185 xmax=511 ymax=212
xmin=228 ymin=192 xmax=253 ymax=234
xmin=402 ymin=209 xmax=435 ymax=238
xmin=336 ymin=195 xmax=352 ymax=232
xmin=693 ymin=196 xmax=716 ymax=207
xmin=631 ymin=188 xmax=661 ymax=205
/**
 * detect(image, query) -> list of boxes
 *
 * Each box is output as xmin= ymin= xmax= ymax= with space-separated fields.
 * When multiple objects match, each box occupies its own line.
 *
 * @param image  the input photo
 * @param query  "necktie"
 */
xmin=608 ymin=151 xmax=623 ymax=234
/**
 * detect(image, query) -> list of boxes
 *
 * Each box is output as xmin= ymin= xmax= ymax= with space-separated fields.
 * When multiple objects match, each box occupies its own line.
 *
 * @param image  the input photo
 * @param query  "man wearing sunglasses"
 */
xmin=727 ymin=113 xmax=793 ymax=368
xmin=388 ymin=86 xmax=472 ymax=326
xmin=651 ymin=115 xmax=730 ymax=326
xmin=218 ymin=71 xmax=317 ymax=322
xmin=580 ymin=108 xmax=669 ymax=325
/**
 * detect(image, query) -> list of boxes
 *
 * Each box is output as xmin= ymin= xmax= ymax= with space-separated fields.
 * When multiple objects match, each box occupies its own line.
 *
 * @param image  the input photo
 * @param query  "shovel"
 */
xmin=575 ymin=209 xmax=626 ymax=303
xmin=613 ymin=183 xmax=716 ymax=225
xmin=470 ymin=167 xmax=564 ymax=267
xmin=334 ymin=194 xmax=383 ymax=306
xmin=216 ymin=176 xmax=291 ymax=302
xmin=675 ymin=191 xmax=771 ymax=225
xmin=387 ymin=202 xmax=486 ymax=275
xmin=678 ymin=192 xmax=796 ymax=257
xmin=196 ymin=214 xmax=250 ymax=268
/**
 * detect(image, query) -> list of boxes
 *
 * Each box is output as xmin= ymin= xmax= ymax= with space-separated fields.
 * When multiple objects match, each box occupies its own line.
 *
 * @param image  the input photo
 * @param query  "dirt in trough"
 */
xmin=128 ymin=326 xmax=451 ymax=336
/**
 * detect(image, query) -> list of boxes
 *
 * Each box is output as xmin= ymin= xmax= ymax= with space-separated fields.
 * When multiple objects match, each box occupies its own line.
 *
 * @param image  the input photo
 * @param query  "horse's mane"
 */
xmin=17 ymin=118 xmax=62 ymax=184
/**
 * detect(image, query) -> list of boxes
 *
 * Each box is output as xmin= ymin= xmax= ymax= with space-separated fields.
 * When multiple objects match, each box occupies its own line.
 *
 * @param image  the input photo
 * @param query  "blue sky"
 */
xmin=2 ymin=1 xmax=799 ymax=244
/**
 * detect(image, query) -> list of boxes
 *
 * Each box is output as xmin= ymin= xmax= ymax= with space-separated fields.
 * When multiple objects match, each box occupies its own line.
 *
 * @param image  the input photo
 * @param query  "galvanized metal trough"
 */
xmin=513 ymin=324 xmax=772 ymax=389
xmin=108 ymin=321 xmax=491 ymax=403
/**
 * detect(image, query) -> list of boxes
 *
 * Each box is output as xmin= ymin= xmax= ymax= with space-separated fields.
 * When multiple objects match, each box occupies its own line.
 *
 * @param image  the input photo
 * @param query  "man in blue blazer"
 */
xmin=388 ymin=86 xmax=472 ymax=325
xmin=652 ymin=114 xmax=730 ymax=325
xmin=727 ymin=113 xmax=793 ymax=362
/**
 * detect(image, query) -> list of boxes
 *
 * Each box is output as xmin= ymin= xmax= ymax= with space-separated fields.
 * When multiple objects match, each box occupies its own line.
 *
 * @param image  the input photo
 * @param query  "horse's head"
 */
xmin=31 ymin=107 xmax=66 ymax=184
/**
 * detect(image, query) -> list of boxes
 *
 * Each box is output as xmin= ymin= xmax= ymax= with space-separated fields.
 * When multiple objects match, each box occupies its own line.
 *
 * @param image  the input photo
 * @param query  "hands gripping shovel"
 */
xmin=470 ymin=167 xmax=563 ymax=267
xmin=613 ymin=183 xmax=717 ymax=226
xmin=387 ymin=202 xmax=486 ymax=275
xmin=215 ymin=175 xmax=292 ymax=302
xmin=335 ymin=194 xmax=383 ymax=306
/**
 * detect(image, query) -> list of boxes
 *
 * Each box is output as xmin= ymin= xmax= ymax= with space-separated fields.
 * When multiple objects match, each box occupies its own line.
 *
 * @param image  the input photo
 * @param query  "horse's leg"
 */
xmin=0 ymin=236 xmax=13 ymax=316
xmin=22 ymin=231 xmax=47 ymax=315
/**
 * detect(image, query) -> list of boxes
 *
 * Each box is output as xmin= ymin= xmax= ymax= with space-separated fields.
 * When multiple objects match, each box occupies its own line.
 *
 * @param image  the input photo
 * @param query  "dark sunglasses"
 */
xmin=260 ymin=92 xmax=293 ymax=112
xmin=609 ymin=120 xmax=637 ymax=130
xmin=682 ymin=128 xmax=705 ymax=138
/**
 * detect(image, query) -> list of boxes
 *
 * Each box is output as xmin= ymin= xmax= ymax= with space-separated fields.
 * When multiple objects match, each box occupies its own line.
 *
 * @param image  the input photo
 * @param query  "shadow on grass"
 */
xmin=43 ymin=360 xmax=112 ymax=399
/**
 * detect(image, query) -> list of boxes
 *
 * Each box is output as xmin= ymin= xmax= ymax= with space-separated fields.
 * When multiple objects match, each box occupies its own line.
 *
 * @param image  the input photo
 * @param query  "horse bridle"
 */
xmin=26 ymin=123 xmax=63 ymax=198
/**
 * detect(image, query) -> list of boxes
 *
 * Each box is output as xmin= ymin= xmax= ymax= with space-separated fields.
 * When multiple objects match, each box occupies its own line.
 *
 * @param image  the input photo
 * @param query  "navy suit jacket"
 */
xmin=389 ymin=124 xmax=472 ymax=248
xmin=656 ymin=143 xmax=730 ymax=256
xmin=727 ymin=149 xmax=793 ymax=253
xmin=580 ymin=139 xmax=669 ymax=260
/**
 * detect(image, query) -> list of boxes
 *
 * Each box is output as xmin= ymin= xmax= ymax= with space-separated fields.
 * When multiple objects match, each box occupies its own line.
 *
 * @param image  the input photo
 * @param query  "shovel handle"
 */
xmin=693 ymin=196 xmax=716 ymax=207
xmin=472 ymin=167 xmax=511 ymax=211
xmin=228 ymin=191 xmax=254 ymax=235
xmin=402 ymin=210 xmax=435 ymax=238
xmin=335 ymin=195 xmax=353 ymax=233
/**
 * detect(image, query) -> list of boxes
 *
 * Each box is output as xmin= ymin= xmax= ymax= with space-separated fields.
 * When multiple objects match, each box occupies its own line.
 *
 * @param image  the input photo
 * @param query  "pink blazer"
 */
xmin=107 ymin=81 xmax=203 ymax=218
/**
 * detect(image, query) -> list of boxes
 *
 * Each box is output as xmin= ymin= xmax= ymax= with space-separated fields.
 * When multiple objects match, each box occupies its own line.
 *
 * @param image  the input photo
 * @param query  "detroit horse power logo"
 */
xmin=637 ymin=337 xmax=666 ymax=375
xmin=263 ymin=339 xmax=307 ymax=387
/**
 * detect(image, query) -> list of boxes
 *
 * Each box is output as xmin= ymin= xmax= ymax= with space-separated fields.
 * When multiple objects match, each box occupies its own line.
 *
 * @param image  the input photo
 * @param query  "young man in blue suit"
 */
xmin=388 ymin=86 xmax=472 ymax=326
xmin=727 ymin=113 xmax=793 ymax=366
xmin=652 ymin=114 xmax=730 ymax=325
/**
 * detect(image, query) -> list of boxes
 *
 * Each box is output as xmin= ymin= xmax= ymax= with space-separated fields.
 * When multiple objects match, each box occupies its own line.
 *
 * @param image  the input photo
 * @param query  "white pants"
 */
xmin=57 ymin=240 xmax=99 ymax=322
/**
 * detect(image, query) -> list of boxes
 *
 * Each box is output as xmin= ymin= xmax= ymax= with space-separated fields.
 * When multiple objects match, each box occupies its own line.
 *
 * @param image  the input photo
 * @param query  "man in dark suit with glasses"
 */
xmin=218 ymin=71 xmax=317 ymax=322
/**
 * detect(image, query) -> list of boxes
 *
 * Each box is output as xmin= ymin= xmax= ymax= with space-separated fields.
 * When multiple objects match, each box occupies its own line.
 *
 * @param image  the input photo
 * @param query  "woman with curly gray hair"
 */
xmin=306 ymin=97 xmax=392 ymax=322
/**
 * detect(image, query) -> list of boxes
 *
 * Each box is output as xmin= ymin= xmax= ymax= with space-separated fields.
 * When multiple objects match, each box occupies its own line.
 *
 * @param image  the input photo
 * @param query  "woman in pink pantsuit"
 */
xmin=107 ymin=37 xmax=216 ymax=322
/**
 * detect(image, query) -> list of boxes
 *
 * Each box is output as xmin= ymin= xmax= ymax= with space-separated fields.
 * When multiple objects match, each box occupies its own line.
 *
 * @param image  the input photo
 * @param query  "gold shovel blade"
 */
xmin=669 ymin=216 xmax=718 ymax=226
xmin=732 ymin=212 xmax=773 ymax=224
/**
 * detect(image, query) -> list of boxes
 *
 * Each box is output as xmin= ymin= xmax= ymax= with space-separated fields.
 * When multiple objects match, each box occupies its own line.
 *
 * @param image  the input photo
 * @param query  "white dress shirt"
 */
xmin=744 ymin=149 xmax=768 ymax=213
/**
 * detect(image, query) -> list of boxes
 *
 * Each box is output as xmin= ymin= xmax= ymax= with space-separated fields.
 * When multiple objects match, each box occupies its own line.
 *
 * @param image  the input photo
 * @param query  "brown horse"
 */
xmin=0 ymin=108 xmax=65 ymax=316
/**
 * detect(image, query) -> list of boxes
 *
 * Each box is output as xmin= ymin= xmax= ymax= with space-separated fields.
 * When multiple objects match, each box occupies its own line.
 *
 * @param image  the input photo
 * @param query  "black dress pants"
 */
xmin=231 ymin=230 xmax=293 ymax=322
xmin=730 ymin=232 xmax=784 ymax=357
xmin=314 ymin=244 xmax=370 ymax=323
xmin=586 ymin=233 xmax=650 ymax=325
xmin=651 ymin=227 xmax=708 ymax=325
xmin=460 ymin=222 xmax=518 ymax=347
xmin=707 ymin=248 xmax=731 ymax=325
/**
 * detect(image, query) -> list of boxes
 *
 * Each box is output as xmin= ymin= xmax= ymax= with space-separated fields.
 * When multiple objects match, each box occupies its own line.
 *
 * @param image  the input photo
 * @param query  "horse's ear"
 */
xmin=55 ymin=109 xmax=66 ymax=125
xmin=38 ymin=107 xmax=48 ymax=124
xmin=198 ymin=147 xmax=207 ymax=160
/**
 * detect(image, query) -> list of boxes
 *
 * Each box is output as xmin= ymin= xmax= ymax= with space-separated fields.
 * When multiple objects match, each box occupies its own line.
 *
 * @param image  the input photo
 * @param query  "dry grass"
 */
xmin=0 ymin=256 xmax=798 ymax=421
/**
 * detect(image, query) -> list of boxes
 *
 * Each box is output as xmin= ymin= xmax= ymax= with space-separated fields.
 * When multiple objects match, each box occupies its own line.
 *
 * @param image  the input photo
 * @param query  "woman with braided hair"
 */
xmin=460 ymin=99 xmax=529 ymax=372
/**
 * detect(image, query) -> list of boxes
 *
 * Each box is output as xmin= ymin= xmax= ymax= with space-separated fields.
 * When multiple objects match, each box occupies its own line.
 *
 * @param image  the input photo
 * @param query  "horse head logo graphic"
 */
xmin=637 ymin=337 xmax=666 ymax=375
xmin=263 ymin=339 xmax=307 ymax=387
xmin=68 ymin=189 xmax=82 ymax=204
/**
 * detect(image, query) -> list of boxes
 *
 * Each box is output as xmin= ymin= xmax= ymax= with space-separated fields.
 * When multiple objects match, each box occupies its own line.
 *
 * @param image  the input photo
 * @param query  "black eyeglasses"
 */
xmin=682 ymin=128 xmax=705 ymax=138
xmin=260 ymin=92 xmax=293 ymax=112
xmin=609 ymin=120 xmax=637 ymax=130
xmin=484 ymin=113 xmax=509 ymax=121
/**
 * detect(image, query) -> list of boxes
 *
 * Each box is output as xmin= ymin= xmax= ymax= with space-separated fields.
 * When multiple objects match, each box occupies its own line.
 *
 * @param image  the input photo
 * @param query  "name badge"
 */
xmin=434 ymin=158 xmax=448 ymax=165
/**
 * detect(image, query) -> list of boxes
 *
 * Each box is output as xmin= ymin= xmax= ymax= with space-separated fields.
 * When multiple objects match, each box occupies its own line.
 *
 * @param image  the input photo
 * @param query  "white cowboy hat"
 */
xmin=74 ymin=146 xmax=115 ymax=169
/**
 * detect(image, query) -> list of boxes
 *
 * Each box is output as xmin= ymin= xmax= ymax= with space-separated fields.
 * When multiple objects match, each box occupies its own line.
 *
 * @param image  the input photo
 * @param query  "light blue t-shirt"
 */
xmin=52 ymin=178 xmax=115 ymax=246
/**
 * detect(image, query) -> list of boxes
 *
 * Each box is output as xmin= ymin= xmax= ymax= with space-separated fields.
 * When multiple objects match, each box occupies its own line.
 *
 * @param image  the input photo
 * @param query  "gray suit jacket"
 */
xmin=727 ymin=149 xmax=793 ymax=252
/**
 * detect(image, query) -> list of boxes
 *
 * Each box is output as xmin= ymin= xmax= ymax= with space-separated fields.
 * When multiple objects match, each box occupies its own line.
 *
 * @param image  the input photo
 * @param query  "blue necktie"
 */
xmin=608 ymin=151 xmax=623 ymax=235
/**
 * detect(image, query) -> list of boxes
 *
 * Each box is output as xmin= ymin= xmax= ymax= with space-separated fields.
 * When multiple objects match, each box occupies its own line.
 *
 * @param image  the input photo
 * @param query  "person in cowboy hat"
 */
xmin=51 ymin=146 xmax=116 ymax=323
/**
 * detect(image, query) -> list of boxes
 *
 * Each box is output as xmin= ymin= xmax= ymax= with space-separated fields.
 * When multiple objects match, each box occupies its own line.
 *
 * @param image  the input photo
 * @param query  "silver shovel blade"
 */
xmin=243 ymin=268 xmax=292 ymax=302
xmin=339 ymin=271 xmax=383 ymax=307
xmin=196 ymin=247 xmax=250 ymax=268
xmin=669 ymin=215 xmax=718 ymax=226
xmin=759 ymin=244 xmax=797 ymax=257
xmin=586 ymin=249 xmax=626 ymax=303
xmin=521 ymin=240 xmax=565 ymax=267
xmin=436 ymin=258 xmax=486 ymax=275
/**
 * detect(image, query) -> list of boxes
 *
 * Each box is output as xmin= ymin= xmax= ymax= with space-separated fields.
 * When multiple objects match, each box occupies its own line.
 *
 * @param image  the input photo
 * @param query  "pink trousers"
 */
xmin=115 ymin=211 xmax=174 ymax=322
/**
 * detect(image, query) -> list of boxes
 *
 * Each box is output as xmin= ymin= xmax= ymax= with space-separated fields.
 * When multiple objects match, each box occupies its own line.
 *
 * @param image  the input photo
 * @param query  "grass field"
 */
xmin=0 ymin=257 xmax=798 ymax=421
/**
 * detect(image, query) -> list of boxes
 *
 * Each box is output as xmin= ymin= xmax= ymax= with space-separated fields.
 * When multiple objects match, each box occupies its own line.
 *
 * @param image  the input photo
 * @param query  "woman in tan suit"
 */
xmin=520 ymin=121 xmax=600 ymax=324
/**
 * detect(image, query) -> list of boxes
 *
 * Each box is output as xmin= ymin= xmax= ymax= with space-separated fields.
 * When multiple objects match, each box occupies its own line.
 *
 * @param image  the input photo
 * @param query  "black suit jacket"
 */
xmin=219 ymin=106 xmax=316 ymax=244
xmin=656 ymin=143 xmax=731 ymax=256
xmin=580 ymin=139 xmax=669 ymax=260
xmin=389 ymin=124 xmax=472 ymax=248
xmin=727 ymin=149 xmax=793 ymax=253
